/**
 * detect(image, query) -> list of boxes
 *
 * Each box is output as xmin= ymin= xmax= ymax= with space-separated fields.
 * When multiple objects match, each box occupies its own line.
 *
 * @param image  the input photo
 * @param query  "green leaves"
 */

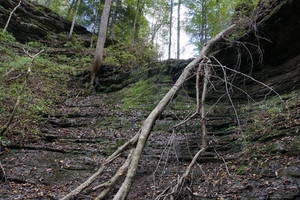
xmin=184 ymin=0 xmax=260 ymax=51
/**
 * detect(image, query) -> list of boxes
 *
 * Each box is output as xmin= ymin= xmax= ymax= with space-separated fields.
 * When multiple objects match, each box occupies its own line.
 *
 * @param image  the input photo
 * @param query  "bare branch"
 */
xmin=3 ymin=0 xmax=22 ymax=33
xmin=60 ymin=132 xmax=139 ymax=200
xmin=0 ymin=161 xmax=6 ymax=182
xmin=94 ymin=149 xmax=134 ymax=200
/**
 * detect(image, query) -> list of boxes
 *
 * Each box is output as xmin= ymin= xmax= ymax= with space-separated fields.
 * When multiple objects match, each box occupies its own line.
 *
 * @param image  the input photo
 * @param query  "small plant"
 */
xmin=0 ymin=30 xmax=16 ymax=42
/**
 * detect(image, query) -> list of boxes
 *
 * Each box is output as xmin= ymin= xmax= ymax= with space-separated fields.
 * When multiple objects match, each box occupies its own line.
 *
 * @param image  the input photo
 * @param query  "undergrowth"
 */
xmin=235 ymin=90 xmax=300 ymax=167
xmin=0 ymin=38 xmax=87 ymax=144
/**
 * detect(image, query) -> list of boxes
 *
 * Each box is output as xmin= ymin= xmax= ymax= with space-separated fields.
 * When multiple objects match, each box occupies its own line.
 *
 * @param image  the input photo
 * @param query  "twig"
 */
xmin=211 ymin=75 xmax=256 ymax=103
xmin=213 ymin=148 xmax=231 ymax=176
xmin=2 ymin=68 xmax=15 ymax=78
xmin=173 ymin=112 xmax=197 ymax=128
xmin=212 ymin=59 xmax=287 ymax=109
xmin=169 ymin=147 xmax=207 ymax=199
xmin=153 ymin=130 xmax=176 ymax=188
xmin=211 ymin=56 xmax=241 ymax=127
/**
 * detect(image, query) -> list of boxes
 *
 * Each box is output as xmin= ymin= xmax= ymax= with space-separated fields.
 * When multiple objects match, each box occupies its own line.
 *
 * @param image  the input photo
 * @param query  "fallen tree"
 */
xmin=61 ymin=24 xmax=236 ymax=200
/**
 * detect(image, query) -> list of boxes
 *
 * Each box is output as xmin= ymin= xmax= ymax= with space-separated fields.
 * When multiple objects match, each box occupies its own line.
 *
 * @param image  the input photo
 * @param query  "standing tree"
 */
xmin=91 ymin=0 xmax=113 ymax=86
xmin=66 ymin=0 xmax=76 ymax=19
xmin=177 ymin=0 xmax=181 ymax=59
xmin=68 ymin=0 xmax=81 ymax=38
xmin=131 ymin=0 xmax=144 ymax=43
xmin=168 ymin=0 xmax=173 ymax=59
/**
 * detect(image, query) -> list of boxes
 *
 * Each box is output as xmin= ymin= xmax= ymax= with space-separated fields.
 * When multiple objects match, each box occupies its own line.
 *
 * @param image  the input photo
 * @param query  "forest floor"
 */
xmin=0 ymin=40 xmax=300 ymax=200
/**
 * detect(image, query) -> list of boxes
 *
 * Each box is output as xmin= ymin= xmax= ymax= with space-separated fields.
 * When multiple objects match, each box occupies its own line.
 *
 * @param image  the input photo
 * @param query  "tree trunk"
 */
xmin=168 ymin=0 xmax=173 ymax=59
xmin=66 ymin=0 xmax=76 ymax=19
xmin=132 ymin=0 xmax=143 ymax=43
xmin=177 ymin=0 xmax=181 ymax=59
xmin=68 ymin=0 xmax=80 ymax=38
xmin=91 ymin=0 xmax=113 ymax=86
xmin=3 ymin=0 xmax=22 ymax=33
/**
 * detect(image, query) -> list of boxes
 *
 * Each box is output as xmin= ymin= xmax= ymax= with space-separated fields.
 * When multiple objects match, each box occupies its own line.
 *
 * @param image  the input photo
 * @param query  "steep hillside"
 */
xmin=0 ymin=0 xmax=299 ymax=200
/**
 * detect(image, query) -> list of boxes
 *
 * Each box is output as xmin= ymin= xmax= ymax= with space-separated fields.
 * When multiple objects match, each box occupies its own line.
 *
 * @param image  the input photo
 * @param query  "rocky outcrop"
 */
xmin=0 ymin=0 xmax=89 ymax=43
xmin=214 ymin=0 xmax=300 ymax=97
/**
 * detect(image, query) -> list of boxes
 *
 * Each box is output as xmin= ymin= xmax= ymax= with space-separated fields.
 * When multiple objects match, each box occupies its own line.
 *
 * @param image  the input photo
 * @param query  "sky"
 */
xmin=160 ymin=5 xmax=197 ymax=60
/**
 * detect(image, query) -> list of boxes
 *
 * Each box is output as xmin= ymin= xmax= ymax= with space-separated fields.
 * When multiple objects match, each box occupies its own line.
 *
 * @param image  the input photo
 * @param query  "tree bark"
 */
xmin=131 ymin=0 xmax=144 ymax=43
xmin=68 ymin=0 xmax=81 ymax=38
xmin=168 ymin=0 xmax=173 ymax=59
xmin=3 ymin=0 xmax=22 ymax=33
xmin=66 ymin=0 xmax=76 ymax=19
xmin=177 ymin=0 xmax=181 ymax=59
xmin=91 ymin=0 xmax=113 ymax=86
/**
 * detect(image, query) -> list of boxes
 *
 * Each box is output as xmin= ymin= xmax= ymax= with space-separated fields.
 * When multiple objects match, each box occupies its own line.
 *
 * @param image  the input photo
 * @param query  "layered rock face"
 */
xmin=0 ymin=0 xmax=89 ymax=42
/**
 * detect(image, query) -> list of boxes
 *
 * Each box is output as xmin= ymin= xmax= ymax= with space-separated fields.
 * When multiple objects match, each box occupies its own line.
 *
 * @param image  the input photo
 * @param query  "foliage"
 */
xmin=104 ymin=42 xmax=158 ymax=68
xmin=184 ymin=0 xmax=261 ymax=50
xmin=34 ymin=0 xmax=171 ymax=56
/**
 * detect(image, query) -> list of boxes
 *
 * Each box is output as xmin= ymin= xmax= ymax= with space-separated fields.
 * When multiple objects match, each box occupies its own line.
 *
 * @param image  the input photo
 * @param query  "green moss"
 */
xmin=0 ymin=56 xmax=31 ymax=73
xmin=0 ymin=40 xmax=85 ymax=140
xmin=26 ymin=41 xmax=47 ymax=48
xmin=236 ymin=165 xmax=250 ymax=175
xmin=120 ymin=76 xmax=171 ymax=111
xmin=0 ymin=30 xmax=16 ymax=42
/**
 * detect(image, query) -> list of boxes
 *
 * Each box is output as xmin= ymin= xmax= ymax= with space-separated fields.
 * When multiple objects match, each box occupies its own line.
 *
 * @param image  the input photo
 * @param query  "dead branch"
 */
xmin=212 ymin=58 xmax=288 ymax=110
xmin=213 ymin=148 xmax=231 ymax=176
xmin=168 ymin=147 xmax=207 ymax=199
xmin=0 ymin=96 xmax=20 ymax=136
xmin=196 ymin=62 xmax=204 ymax=113
xmin=94 ymin=149 xmax=134 ymax=200
xmin=0 ymin=49 xmax=44 ymax=136
xmin=173 ymin=112 xmax=197 ymax=128
xmin=3 ymin=0 xmax=22 ymax=33
xmin=217 ymin=58 xmax=241 ymax=127
xmin=168 ymin=58 xmax=212 ymax=199
xmin=0 ymin=161 xmax=6 ymax=182
xmin=60 ymin=133 xmax=139 ymax=200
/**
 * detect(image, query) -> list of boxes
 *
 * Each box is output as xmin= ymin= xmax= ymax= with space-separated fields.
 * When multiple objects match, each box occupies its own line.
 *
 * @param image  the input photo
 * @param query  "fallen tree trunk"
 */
xmin=60 ymin=133 xmax=139 ymax=200
xmin=112 ymin=24 xmax=236 ymax=200
xmin=60 ymin=24 xmax=236 ymax=200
